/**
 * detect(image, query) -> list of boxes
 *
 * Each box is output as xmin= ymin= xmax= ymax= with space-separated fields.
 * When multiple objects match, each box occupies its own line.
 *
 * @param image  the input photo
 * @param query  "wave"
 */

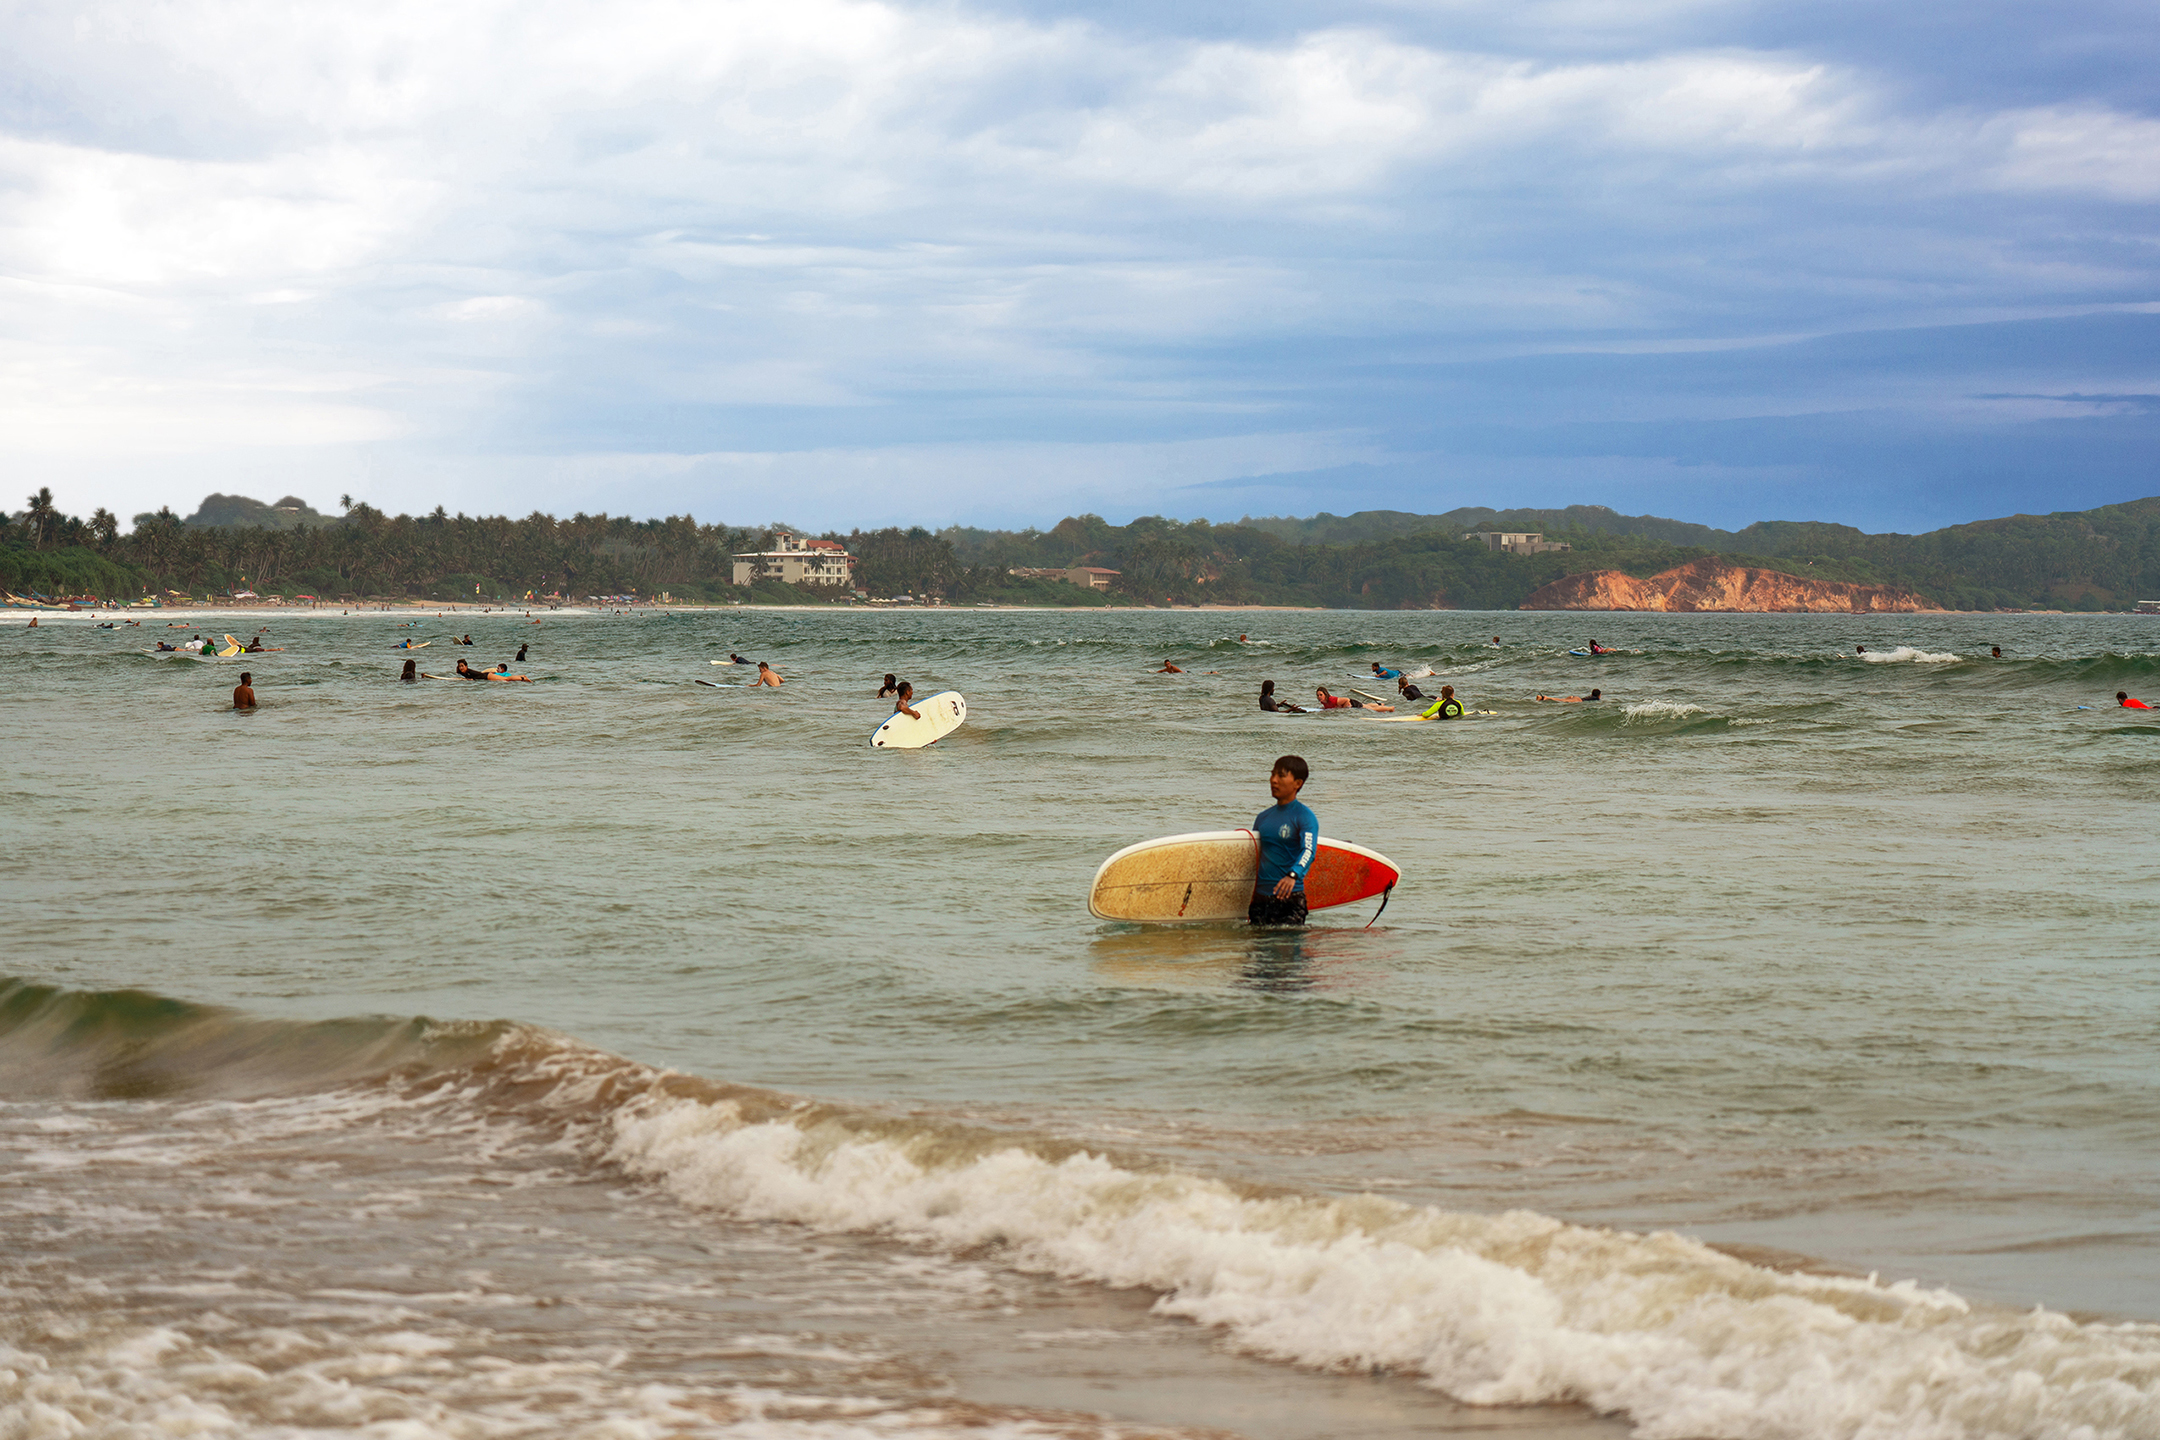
xmin=1859 ymin=646 xmax=1961 ymax=664
xmin=7 ymin=979 xmax=2157 ymax=1440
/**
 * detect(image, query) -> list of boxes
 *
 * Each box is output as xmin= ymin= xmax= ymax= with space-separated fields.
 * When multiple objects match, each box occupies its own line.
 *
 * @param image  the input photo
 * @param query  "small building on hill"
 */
xmin=732 ymin=533 xmax=854 ymax=587
xmin=1464 ymin=531 xmax=1571 ymax=556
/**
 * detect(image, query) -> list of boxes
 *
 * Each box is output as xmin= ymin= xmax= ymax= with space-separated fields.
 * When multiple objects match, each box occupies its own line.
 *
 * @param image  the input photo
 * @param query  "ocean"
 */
xmin=5 ymin=605 xmax=2158 ymax=1440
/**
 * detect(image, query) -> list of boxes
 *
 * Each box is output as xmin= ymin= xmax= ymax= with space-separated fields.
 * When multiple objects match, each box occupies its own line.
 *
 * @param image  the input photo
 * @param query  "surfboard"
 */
xmin=694 ymin=679 xmax=739 ymax=688
xmin=1347 ymin=671 xmax=1402 ymax=681
xmin=1088 ymin=830 xmax=1401 ymax=922
xmin=1568 ymin=649 xmax=1611 ymax=658
xmin=395 ymin=641 xmax=430 ymax=649
xmin=1349 ymin=687 xmax=1395 ymax=705
xmin=216 ymin=635 xmax=244 ymax=657
xmin=871 ymin=690 xmax=966 ymax=749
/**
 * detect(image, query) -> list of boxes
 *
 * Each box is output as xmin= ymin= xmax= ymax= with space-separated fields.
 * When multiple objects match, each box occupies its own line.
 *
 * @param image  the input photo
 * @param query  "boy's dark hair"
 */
xmin=1272 ymin=754 xmax=1309 ymax=784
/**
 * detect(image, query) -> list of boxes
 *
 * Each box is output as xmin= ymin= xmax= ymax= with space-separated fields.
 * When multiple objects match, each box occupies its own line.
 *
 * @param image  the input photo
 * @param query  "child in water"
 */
xmin=1249 ymin=756 xmax=1315 ymax=927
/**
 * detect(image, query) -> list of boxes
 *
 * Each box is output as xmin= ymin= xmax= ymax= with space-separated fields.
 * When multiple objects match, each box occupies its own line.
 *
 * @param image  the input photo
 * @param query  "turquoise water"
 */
xmin=5 ymin=607 xmax=2159 ymax=1440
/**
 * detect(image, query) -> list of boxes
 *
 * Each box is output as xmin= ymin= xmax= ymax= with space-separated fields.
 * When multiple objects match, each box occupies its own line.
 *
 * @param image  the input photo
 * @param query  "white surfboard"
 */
xmin=1088 ymin=830 xmax=1402 ymax=922
xmin=871 ymin=690 xmax=966 ymax=749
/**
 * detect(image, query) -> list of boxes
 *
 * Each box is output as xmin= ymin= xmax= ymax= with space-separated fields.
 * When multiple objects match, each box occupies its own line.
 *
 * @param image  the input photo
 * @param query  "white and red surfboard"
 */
xmin=1087 ymin=830 xmax=1400 ymax=922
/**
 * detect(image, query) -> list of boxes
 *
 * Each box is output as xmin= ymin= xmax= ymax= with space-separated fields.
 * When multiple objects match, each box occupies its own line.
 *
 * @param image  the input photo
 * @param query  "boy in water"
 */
xmin=1250 ymin=755 xmax=1316 ymax=927
xmin=232 ymin=672 xmax=257 ymax=710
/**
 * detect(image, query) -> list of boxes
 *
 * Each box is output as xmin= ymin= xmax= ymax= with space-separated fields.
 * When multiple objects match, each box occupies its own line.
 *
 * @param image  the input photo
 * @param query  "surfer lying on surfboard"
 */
xmin=1535 ymin=689 xmax=1601 ymax=702
xmin=1319 ymin=687 xmax=1395 ymax=712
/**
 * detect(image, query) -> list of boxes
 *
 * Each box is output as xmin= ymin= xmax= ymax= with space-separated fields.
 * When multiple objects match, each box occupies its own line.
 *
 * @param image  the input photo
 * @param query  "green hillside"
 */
xmin=9 ymin=488 xmax=2160 ymax=611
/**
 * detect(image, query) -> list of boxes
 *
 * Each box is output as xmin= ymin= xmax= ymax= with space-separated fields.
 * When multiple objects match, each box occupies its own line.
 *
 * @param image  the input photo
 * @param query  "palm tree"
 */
xmin=89 ymin=508 xmax=119 ymax=547
xmin=25 ymin=487 xmax=58 ymax=549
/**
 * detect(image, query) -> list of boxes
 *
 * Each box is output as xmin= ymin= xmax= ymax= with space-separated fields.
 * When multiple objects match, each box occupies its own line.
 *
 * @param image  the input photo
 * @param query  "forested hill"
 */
xmin=6 ymin=487 xmax=2160 ymax=611
xmin=1240 ymin=505 xmax=1738 ymax=549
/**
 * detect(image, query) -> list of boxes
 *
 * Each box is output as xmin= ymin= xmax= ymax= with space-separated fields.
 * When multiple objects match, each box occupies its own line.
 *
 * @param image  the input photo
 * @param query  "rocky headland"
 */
xmin=1519 ymin=557 xmax=1934 ymax=612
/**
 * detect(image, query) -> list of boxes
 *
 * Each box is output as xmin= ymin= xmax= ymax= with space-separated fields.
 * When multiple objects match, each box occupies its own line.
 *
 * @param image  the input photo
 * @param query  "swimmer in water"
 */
xmin=891 ymin=681 xmax=920 ymax=720
xmin=2119 ymin=692 xmax=2151 ymax=709
xmin=1157 ymin=661 xmax=1183 ymax=673
xmin=751 ymin=662 xmax=783 ymax=687
xmin=1856 ymin=645 xmax=1867 ymax=654
xmin=877 ymin=673 xmax=900 ymax=697
xmin=232 ymin=672 xmax=257 ymax=710
xmin=515 ymin=643 xmax=527 ymax=662
xmin=1586 ymin=640 xmax=1608 ymax=655
xmin=489 ymin=663 xmax=533 ymax=682
xmin=1397 ymin=676 xmax=1426 ymax=703
xmin=1534 ymin=689 xmax=1601 ymax=703
xmin=1420 ymin=685 xmax=1464 ymax=719
xmin=1369 ymin=662 xmax=1401 ymax=680
xmin=400 ymin=659 xmax=418 ymax=682
xmin=730 ymin=652 xmax=751 ymax=665
xmin=453 ymin=659 xmax=489 ymax=680
xmin=1258 ymin=680 xmax=1305 ymax=713
xmin=1991 ymin=646 xmax=2002 ymax=658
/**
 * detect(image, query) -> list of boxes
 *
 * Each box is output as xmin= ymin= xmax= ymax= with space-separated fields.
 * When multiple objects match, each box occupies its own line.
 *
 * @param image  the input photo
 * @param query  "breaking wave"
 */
xmin=6 ymin=979 xmax=2157 ymax=1440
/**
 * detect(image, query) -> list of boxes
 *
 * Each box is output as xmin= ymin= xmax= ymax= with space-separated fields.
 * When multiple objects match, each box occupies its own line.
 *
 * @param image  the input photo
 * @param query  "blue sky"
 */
xmin=3 ymin=0 xmax=2155 ymax=534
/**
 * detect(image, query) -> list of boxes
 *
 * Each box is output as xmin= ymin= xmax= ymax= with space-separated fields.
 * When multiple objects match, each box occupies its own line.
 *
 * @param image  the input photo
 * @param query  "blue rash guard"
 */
xmin=1253 ymin=799 xmax=1318 ymax=895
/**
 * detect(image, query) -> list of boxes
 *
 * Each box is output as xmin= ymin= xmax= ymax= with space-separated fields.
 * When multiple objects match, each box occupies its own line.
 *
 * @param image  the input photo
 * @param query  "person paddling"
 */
xmin=751 ymin=661 xmax=783 ymax=687
xmin=2119 ymin=691 xmax=2152 ymax=709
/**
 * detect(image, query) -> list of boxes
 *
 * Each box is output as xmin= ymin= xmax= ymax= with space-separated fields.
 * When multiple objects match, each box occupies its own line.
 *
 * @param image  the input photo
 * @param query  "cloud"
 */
xmin=0 ymin=0 xmax=2156 ymax=532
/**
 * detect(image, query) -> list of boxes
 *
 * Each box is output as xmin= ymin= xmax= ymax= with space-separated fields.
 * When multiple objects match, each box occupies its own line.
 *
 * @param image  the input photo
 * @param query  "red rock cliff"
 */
xmin=1519 ymin=557 xmax=1933 ymax=612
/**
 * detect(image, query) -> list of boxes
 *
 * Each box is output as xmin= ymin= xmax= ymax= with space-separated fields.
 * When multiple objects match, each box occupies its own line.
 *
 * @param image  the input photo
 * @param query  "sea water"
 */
xmin=4 ymin=607 xmax=2158 ymax=1440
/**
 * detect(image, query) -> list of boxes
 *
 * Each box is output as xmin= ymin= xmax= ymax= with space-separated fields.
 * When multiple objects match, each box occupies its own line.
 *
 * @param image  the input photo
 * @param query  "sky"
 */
xmin=2 ymin=0 xmax=2156 ymax=536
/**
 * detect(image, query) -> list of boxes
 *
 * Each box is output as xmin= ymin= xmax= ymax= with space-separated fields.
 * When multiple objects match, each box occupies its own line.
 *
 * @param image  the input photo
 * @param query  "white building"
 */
xmin=732 ymin=533 xmax=855 ymax=587
xmin=1463 ymin=531 xmax=1571 ymax=556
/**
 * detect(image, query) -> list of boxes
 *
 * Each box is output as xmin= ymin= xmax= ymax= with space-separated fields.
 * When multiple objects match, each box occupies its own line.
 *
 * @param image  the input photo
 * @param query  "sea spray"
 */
xmin=585 ymin=1049 xmax=2160 ymax=1440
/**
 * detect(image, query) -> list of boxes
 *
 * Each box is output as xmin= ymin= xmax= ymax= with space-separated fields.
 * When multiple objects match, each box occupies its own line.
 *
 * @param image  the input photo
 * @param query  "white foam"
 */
xmin=1859 ymin=647 xmax=1960 ymax=663
xmin=602 ymin=1091 xmax=2160 ymax=1440
xmin=1621 ymin=701 xmax=1708 ymax=723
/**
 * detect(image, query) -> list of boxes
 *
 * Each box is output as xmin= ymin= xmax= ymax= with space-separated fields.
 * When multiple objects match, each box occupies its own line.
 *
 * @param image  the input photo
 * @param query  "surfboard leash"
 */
xmin=1366 ymin=883 xmax=1393 ymax=929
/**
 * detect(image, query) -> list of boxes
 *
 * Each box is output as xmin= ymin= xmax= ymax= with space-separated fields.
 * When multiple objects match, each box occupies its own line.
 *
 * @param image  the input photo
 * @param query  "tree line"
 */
xmin=6 ymin=486 xmax=2160 ymax=611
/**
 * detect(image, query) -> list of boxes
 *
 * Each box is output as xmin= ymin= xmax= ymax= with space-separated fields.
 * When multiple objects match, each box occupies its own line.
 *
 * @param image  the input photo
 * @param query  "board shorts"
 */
xmin=1248 ymin=889 xmax=1308 ymax=927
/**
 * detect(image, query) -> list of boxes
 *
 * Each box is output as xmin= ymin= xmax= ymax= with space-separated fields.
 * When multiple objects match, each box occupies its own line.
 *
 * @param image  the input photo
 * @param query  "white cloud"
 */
xmin=0 ymin=0 xmax=2155 ymax=529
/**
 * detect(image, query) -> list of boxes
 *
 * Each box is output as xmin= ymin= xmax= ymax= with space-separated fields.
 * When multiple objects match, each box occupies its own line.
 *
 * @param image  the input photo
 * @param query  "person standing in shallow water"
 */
xmin=1249 ymin=755 xmax=1315 ymax=927
xmin=400 ymin=659 xmax=418 ymax=682
xmin=232 ymin=672 xmax=257 ymax=710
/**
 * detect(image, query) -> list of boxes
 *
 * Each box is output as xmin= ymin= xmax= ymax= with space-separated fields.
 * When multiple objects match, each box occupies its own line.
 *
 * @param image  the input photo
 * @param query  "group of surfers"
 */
xmin=153 ymin=631 xmax=281 ymax=655
xmin=398 ymin=648 xmax=534 ymax=682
